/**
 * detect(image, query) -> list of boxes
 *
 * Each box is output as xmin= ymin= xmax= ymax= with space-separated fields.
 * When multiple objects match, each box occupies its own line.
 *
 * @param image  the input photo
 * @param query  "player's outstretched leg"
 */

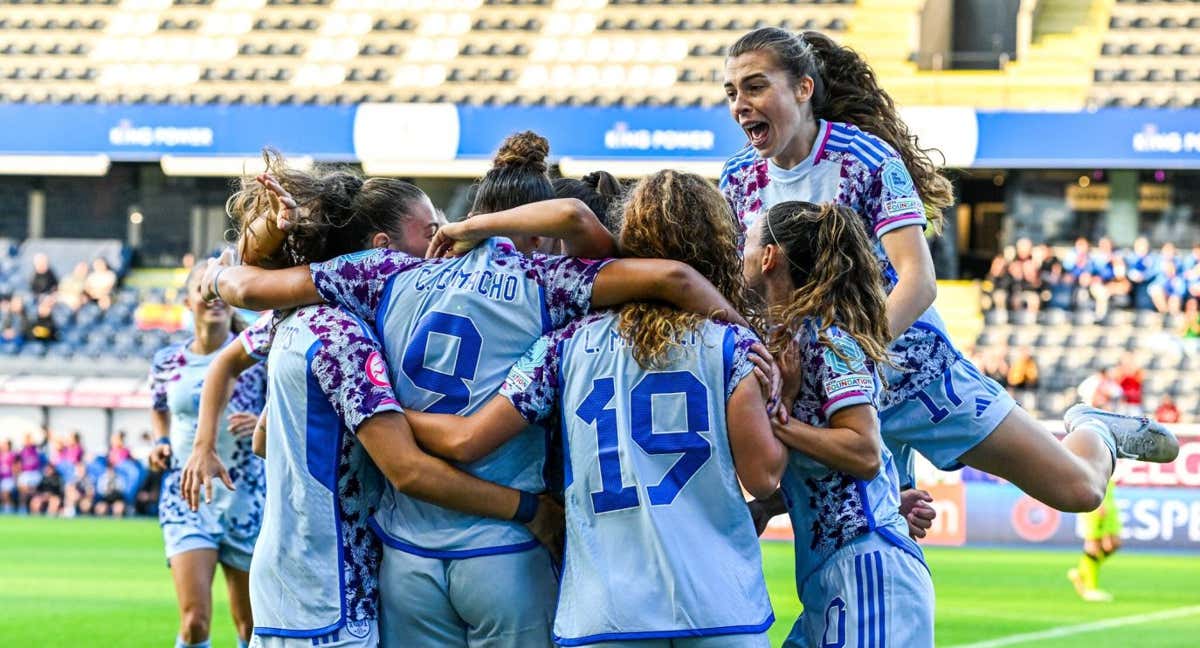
xmin=955 ymin=405 xmax=1176 ymax=513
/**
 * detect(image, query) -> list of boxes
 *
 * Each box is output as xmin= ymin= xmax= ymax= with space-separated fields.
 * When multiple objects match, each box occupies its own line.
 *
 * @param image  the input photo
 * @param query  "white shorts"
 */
xmin=17 ymin=470 xmax=41 ymax=490
xmin=0 ymin=476 xmax=14 ymax=493
xmin=784 ymin=533 xmax=934 ymax=648
xmin=880 ymin=358 xmax=1017 ymax=471
xmin=251 ymin=620 xmax=378 ymax=648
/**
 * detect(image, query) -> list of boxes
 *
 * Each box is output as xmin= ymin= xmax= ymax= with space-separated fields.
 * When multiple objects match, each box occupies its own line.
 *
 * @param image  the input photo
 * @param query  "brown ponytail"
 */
xmin=552 ymin=170 xmax=625 ymax=234
xmin=762 ymin=200 xmax=891 ymax=370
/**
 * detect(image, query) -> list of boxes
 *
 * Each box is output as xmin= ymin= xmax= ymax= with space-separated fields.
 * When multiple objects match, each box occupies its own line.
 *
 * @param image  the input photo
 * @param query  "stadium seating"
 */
xmin=1091 ymin=0 xmax=1200 ymax=108
xmin=0 ymin=0 xmax=856 ymax=106
xmin=977 ymin=307 xmax=1199 ymax=422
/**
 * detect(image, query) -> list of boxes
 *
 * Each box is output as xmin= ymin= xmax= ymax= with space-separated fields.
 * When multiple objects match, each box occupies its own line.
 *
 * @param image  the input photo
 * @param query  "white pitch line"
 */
xmin=947 ymin=604 xmax=1200 ymax=648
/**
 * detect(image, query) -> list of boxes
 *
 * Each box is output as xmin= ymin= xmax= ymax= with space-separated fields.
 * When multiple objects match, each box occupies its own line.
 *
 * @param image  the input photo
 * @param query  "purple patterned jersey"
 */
xmin=149 ymin=335 xmax=266 ymax=531
xmin=251 ymin=304 xmax=402 ymax=637
xmin=309 ymin=239 xmax=611 ymax=555
xmin=500 ymin=312 xmax=774 ymax=643
xmin=720 ymin=119 xmax=960 ymax=409
xmin=778 ymin=319 xmax=915 ymax=587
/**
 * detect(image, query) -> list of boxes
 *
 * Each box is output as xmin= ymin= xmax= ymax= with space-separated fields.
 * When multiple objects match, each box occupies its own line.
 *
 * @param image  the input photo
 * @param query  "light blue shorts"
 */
xmin=582 ymin=635 xmax=769 ymax=648
xmin=251 ymin=620 xmax=377 ymax=648
xmin=880 ymin=358 xmax=1017 ymax=471
xmin=378 ymin=544 xmax=558 ymax=648
xmin=785 ymin=533 xmax=934 ymax=648
xmin=159 ymin=471 xmax=259 ymax=572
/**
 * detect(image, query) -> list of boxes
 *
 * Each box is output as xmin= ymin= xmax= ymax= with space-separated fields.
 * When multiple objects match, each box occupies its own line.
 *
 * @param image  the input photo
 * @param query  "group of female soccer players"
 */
xmin=148 ymin=28 xmax=1179 ymax=648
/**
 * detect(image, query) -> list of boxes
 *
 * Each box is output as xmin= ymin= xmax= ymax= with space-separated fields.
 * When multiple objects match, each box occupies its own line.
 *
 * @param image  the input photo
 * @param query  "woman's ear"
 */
xmin=793 ymin=75 xmax=815 ymax=104
xmin=762 ymin=243 xmax=780 ymax=275
xmin=370 ymin=231 xmax=391 ymax=249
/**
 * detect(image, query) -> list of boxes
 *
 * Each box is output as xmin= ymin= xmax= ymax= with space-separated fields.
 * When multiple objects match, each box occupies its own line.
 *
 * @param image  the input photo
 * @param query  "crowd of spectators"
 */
xmin=982 ymin=236 xmax=1200 ymax=321
xmin=0 ymin=428 xmax=159 ymax=517
xmin=1071 ymin=353 xmax=1182 ymax=422
xmin=0 ymin=253 xmax=118 ymax=347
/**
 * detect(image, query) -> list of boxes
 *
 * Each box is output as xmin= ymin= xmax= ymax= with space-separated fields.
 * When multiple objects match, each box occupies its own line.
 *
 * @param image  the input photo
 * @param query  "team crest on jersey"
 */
xmin=880 ymin=158 xmax=915 ymax=196
xmin=822 ymin=335 xmax=866 ymax=375
xmin=365 ymin=351 xmax=390 ymax=387
xmin=345 ymin=619 xmax=371 ymax=638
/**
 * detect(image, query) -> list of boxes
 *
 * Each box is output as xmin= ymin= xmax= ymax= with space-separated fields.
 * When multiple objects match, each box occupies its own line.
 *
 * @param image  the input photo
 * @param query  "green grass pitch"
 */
xmin=1 ymin=516 xmax=1198 ymax=647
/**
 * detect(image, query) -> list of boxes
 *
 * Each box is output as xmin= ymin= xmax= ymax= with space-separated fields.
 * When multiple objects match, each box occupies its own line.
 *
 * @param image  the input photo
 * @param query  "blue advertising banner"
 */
xmin=0 ymin=104 xmax=357 ymax=161
xmin=973 ymin=109 xmax=1200 ymax=169
xmin=454 ymin=105 xmax=747 ymax=160
xmin=1 ymin=103 xmax=1199 ymax=170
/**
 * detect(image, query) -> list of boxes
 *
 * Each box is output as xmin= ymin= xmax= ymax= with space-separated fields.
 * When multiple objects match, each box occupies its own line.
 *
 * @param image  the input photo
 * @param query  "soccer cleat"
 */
xmin=1082 ymin=589 xmax=1114 ymax=603
xmin=1067 ymin=568 xmax=1086 ymax=597
xmin=1064 ymin=404 xmax=1180 ymax=463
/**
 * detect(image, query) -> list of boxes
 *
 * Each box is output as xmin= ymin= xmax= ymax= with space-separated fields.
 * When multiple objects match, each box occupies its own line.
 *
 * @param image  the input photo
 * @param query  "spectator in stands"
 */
xmin=982 ymin=254 xmax=1011 ymax=311
xmin=181 ymin=253 xmax=195 ymax=270
xmin=1180 ymin=299 xmax=1200 ymax=349
xmin=25 ymin=296 xmax=57 ymax=342
xmin=1125 ymin=237 xmax=1157 ymax=311
xmin=84 ymin=257 xmax=116 ymax=311
xmin=980 ymin=346 xmax=1010 ymax=388
xmin=1149 ymin=261 xmax=1187 ymax=314
xmin=57 ymin=431 xmax=84 ymax=467
xmin=29 ymin=463 xmax=63 ymax=516
xmin=29 ymin=253 xmax=57 ymax=296
xmin=1154 ymin=396 xmax=1181 ymax=424
xmin=0 ymin=295 xmax=25 ymax=344
xmin=1006 ymin=255 xmax=1040 ymax=312
xmin=1007 ymin=347 xmax=1040 ymax=391
xmin=0 ymin=438 xmax=15 ymax=513
xmin=58 ymin=261 xmax=89 ymax=312
xmin=15 ymin=432 xmax=43 ymax=510
xmin=1063 ymin=237 xmax=1093 ymax=279
xmin=1088 ymin=238 xmax=1129 ymax=318
xmin=1114 ymin=352 xmax=1145 ymax=415
xmin=1042 ymin=260 xmax=1077 ymax=311
xmin=1079 ymin=367 xmax=1123 ymax=409
xmin=92 ymin=462 xmax=126 ymax=517
xmin=107 ymin=431 xmax=131 ymax=466
xmin=63 ymin=462 xmax=94 ymax=517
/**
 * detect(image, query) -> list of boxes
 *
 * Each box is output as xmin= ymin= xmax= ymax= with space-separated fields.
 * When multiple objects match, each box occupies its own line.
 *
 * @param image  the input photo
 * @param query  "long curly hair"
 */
xmin=616 ymin=170 xmax=754 ymax=368
xmin=761 ymin=201 xmax=891 ymax=370
xmin=729 ymin=28 xmax=953 ymax=232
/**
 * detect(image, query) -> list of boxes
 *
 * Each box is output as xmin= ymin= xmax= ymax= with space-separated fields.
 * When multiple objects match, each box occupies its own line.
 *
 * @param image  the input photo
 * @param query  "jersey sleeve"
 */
xmin=308 ymin=311 xmax=404 ymax=433
xmin=527 ymin=252 xmax=612 ymax=328
xmin=723 ymin=324 xmax=761 ymax=400
xmin=148 ymin=345 xmax=182 ymax=412
xmin=499 ymin=330 xmax=570 ymax=424
xmin=864 ymin=154 xmax=927 ymax=238
xmin=228 ymin=362 xmax=267 ymax=416
xmin=238 ymin=312 xmax=273 ymax=362
xmin=309 ymin=249 xmax=425 ymax=324
xmin=803 ymin=326 xmax=877 ymax=418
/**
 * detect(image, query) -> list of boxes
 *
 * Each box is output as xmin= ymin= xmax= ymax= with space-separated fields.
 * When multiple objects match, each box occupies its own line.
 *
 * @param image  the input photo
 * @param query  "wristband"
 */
xmin=156 ymin=437 xmax=171 ymax=446
xmin=211 ymin=266 xmax=228 ymax=303
xmin=512 ymin=491 xmax=539 ymax=524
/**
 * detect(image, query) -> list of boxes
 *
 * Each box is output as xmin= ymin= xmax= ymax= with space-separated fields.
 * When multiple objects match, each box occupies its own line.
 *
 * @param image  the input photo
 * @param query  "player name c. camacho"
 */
xmin=413 ymin=266 xmax=521 ymax=303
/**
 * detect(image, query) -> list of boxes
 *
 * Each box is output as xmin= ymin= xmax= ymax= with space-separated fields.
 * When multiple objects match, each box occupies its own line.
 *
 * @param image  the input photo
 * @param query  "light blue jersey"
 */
xmin=775 ymin=320 xmax=933 ymax=648
xmin=150 ymin=331 xmax=266 ymax=566
xmin=251 ymin=304 xmax=401 ymax=639
xmin=309 ymin=240 xmax=608 ymax=556
xmin=500 ymin=312 xmax=774 ymax=645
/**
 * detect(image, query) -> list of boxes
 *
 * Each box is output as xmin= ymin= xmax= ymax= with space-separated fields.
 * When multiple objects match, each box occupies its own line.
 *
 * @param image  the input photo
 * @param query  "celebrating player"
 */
xmin=720 ymin=28 xmax=1178 ymax=516
xmin=148 ymin=266 xmax=266 ymax=648
xmin=396 ymin=169 xmax=787 ymax=647
xmin=745 ymin=200 xmax=934 ymax=647
xmin=197 ymin=161 xmax=562 ymax=648
xmin=196 ymin=132 xmax=756 ymax=648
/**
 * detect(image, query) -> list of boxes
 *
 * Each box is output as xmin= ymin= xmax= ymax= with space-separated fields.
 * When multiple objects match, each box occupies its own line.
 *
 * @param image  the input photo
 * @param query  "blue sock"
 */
xmin=238 ymin=639 xmax=249 ymax=648
xmin=175 ymin=636 xmax=211 ymax=648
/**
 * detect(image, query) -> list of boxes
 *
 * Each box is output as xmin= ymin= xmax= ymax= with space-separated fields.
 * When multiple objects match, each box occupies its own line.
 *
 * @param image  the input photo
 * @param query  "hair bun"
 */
xmin=494 ymin=131 xmax=549 ymax=174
